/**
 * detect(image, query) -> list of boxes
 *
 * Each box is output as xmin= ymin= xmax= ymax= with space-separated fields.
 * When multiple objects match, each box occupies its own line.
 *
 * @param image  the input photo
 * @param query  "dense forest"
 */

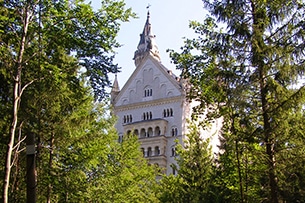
xmin=168 ymin=0 xmax=305 ymax=202
xmin=1 ymin=0 xmax=304 ymax=202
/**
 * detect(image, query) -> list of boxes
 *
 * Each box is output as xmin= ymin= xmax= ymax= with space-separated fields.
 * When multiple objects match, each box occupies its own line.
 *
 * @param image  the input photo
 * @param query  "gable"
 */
xmin=114 ymin=55 xmax=184 ymax=107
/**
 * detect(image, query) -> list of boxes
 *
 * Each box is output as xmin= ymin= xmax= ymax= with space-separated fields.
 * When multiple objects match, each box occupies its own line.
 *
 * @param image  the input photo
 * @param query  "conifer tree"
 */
xmin=157 ymin=123 xmax=214 ymax=203
xmin=169 ymin=1 xmax=305 ymax=202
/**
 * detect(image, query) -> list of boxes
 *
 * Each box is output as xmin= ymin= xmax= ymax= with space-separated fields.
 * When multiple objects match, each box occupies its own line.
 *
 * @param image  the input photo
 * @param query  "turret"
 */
xmin=111 ymin=74 xmax=120 ymax=104
xmin=133 ymin=11 xmax=160 ymax=67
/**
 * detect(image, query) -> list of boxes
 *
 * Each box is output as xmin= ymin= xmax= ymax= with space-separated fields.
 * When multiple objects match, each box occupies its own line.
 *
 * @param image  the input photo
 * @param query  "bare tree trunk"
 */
xmin=2 ymin=3 xmax=32 ymax=202
xmin=3 ymin=81 xmax=20 ymax=203
xmin=11 ymin=122 xmax=25 ymax=202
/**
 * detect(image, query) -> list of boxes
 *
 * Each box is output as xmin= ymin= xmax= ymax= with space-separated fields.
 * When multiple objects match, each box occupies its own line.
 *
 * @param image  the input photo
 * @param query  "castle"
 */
xmin=111 ymin=11 xmax=220 ymax=175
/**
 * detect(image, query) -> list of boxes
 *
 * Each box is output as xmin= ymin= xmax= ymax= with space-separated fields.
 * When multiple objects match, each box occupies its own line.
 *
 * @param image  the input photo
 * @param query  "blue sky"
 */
xmin=91 ymin=0 xmax=208 ymax=89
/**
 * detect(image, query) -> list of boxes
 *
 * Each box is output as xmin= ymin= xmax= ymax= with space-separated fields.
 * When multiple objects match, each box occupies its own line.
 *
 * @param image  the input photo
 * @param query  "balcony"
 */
xmin=123 ymin=118 xmax=168 ymax=137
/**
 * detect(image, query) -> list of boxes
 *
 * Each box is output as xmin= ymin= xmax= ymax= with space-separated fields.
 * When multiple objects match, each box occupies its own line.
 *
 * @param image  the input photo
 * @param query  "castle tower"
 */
xmin=112 ymin=11 xmax=222 ymax=175
xmin=133 ymin=11 xmax=161 ymax=67
xmin=112 ymin=11 xmax=190 ymax=175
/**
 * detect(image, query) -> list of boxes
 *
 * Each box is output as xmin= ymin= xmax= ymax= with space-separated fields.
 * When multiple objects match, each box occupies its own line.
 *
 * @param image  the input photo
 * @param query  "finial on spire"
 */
xmin=146 ymin=4 xmax=151 ymax=10
xmin=146 ymin=4 xmax=151 ymax=17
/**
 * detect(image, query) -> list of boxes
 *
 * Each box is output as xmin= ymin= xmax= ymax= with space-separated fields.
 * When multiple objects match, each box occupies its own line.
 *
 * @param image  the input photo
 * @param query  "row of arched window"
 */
xmin=126 ymin=127 xmax=178 ymax=138
xmin=141 ymin=146 xmax=161 ymax=157
xmin=163 ymin=108 xmax=173 ymax=117
xmin=141 ymin=146 xmax=176 ymax=157
xmin=123 ymin=115 xmax=133 ymax=123
xmin=123 ymin=109 xmax=175 ymax=123
xmin=127 ymin=126 xmax=161 ymax=138
xmin=144 ymin=88 xmax=152 ymax=97
xmin=143 ymin=112 xmax=153 ymax=120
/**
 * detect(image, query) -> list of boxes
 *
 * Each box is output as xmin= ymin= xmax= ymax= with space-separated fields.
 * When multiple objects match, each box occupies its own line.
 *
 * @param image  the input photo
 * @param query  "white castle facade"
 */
xmin=111 ymin=12 xmax=220 ymax=175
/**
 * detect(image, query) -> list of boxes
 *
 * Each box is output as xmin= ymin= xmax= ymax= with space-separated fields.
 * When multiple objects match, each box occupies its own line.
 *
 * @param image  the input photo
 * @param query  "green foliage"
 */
xmin=33 ymin=101 xmax=159 ymax=203
xmin=0 ymin=0 xmax=134 ymax=101
xmin=169 ymin=0 xmax=305 ymax=202
xmin=157 ymin=123 xmax=215 ymax=203
xmin=0 ymin=0 xmax=161 ymax=202
xmin=85 ymin=134 xmax=159 ymax=203
xmin=157 ymin=174 xmax=185 ymax=203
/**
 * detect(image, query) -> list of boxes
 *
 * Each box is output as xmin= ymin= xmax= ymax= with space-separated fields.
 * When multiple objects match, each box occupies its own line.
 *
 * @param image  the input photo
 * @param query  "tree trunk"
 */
xmin=235 ymin=140 xmax=244 ymax=203
xmin=250 ymin=0 xmax=279 ymax=201
xmin=47 ymin=133 xmax=55 ymax=203
xmin=231 ymin=117 xmax=244 ymax=203
xmin=259 ymin=67 xmax=278 ymax=203
xmin=2 ymin=3 xmax=32 ymax=202
xmin=26 ymin=134 xmax=36 ymax=203
xmin=3 ymin=80 xmax=20 ymax=203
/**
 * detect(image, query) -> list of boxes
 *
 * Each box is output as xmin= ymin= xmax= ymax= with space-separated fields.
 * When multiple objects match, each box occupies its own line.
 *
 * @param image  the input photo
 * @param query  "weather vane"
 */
xmin=146 ymin=3 xmax=151 ymax=10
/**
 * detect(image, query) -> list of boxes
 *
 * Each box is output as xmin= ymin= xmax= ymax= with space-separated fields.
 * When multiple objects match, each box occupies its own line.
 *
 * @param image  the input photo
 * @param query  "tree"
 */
xmin=169 ymin=1 xmax=305 ymax=202
xmin=157 ymin=123 xmax=215 ymax=203
xmin=85 ymin=134 xmax=159 ymax=203
xmin=0 ymin=0 xmax=134 ymax=202
xmin=33 ymin=100 xmax=159 ymax=202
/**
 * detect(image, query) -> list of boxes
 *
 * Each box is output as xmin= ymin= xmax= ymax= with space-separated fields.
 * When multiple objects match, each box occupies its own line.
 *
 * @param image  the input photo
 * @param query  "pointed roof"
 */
xmin=110 ymin=74 xmax=120 ymax=104
xmin=111 ymin=74 xmax=120 ymax=93
xmin=134 ymin=11 xmax=160 ymax=66
xmin=113 ymin=54 xmax=184 ymax=107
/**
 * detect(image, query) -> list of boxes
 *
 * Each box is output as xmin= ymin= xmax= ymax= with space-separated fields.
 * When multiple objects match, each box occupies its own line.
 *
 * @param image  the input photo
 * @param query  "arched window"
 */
xmin=155 ymin=126 xmax=161 ymax=136
xmin=171 ymin=148 xmax=176 ymax=156
xmin=124 ymin=115 xmax=133 ymax=123
xmin=143 ymin=112 xmax=152 ymax=120
xmin=155 ymin=146 xmax=160 ymax=155
xmin=147 ymin=147 xmax=152 ymax=157
xmin=172 ymin=127 xmax=178 ymax=136
xmin=134 ymin=129 xmax=139 ymax=137
xmin=144 ymin=88 xmax=152 ymax=97
xmin=140 ymin=128 xmax=146 ymax=138
xmin=141 ymin=148 xmax=145 ymax=157
xmin=163 ymin=108 xmax=173 ymax=117
xmin=147 ymin=127 xmax=153 ymax=137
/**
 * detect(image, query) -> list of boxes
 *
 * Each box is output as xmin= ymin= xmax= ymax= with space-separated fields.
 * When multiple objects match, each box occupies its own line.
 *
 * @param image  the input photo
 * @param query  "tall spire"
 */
xmin=133 ymin=11 xmax=160 ymax=66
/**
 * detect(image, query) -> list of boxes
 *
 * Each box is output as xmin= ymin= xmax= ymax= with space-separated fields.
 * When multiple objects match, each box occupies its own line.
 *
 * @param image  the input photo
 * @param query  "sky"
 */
xmin=91 ymin=0 xmax=208 ymax=90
